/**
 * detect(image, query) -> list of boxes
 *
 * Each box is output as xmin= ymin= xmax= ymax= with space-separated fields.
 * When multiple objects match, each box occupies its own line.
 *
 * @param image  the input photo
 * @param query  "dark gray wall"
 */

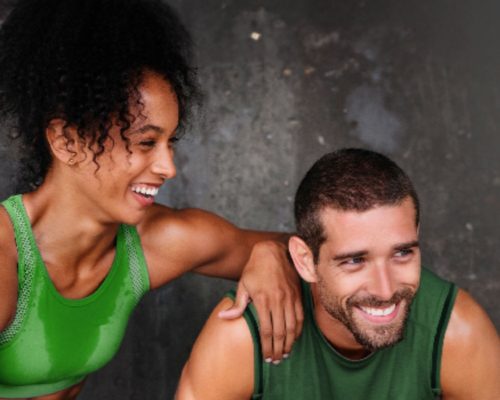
xmin=1 ymin=1 xmax=499 ymax=399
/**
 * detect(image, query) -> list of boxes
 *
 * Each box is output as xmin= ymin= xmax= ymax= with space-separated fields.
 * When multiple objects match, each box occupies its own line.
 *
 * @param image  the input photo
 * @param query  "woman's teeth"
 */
xmin=132 ymin=186 xmax=159 ymax=197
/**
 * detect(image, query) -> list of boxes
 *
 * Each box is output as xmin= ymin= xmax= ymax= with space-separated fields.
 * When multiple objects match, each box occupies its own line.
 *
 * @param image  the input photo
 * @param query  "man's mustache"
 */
xmin=347 ymin=287 xmax=415 ymax=308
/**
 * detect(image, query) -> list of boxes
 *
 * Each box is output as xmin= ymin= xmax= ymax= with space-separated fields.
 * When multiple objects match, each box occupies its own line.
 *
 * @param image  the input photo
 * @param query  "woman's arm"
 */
xmin=138 ymin=204 xmax=303 ymax=362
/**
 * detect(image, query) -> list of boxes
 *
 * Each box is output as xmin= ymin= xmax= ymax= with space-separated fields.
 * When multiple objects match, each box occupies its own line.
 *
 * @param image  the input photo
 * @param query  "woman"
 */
xmin=0 ymin=0 xmax=302 ymax=398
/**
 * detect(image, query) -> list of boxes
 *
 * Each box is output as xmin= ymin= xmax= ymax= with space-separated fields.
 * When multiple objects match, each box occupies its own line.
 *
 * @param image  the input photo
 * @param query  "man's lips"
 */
xmin=355 ymin=302 xmax=401 ymax=324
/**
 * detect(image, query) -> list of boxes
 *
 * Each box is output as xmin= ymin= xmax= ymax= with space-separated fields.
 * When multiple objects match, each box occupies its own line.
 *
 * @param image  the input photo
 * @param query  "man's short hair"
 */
xmin=294 ymin=148 xmax=419 ymax=263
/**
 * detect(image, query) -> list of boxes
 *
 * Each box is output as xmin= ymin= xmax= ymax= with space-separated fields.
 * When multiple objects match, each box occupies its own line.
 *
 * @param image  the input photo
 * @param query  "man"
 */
xmin=176 ymin=148 xmax=500 ymax=399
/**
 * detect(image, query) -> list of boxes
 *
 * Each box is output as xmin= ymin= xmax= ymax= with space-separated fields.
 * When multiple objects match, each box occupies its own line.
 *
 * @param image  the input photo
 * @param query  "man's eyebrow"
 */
xmin=332 ymin=250 xmax=368 ymax=262
xmin=394 ymin=240 xmax=420 ymax=250
xmin=332 ymin=240 xmax=419 ymax=261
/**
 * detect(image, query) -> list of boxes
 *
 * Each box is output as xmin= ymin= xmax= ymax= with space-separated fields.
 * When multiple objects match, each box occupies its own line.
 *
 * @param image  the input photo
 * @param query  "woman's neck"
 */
xmin=22 ymin=179 xmax=120 ymax=274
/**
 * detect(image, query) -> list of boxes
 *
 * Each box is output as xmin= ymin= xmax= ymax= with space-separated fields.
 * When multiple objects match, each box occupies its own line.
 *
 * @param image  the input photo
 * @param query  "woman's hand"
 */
xmin=218 ymin=240 xmax=304 ymax=363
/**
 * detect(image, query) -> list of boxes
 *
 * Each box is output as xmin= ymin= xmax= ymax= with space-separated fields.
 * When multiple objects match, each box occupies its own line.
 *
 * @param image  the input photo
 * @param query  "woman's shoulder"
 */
xmin=0 ymin=204 xmax=19 ymax=332
xmin=135 ymin=203 xmax=210 ymax=287
xmin=138 ymin=203 xmax=223 ymax=240
xmin=135 ymin=203 xmax=239 ymax=287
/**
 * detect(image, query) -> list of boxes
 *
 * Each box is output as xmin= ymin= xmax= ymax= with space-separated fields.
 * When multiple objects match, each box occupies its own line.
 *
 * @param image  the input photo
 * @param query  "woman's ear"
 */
xmin=45 ymin=119 xmax=79 ymax=165
xmin=288 ymin=236 xmax=318 ymax=283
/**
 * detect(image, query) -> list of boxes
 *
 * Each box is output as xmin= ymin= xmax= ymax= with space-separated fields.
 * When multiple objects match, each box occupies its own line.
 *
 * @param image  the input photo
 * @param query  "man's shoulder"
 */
xmin=444 ymin=288 xmax=498 ymax=349
xmin=412 ymin=269 xmax=500 ymax=398
xmin=177 ymin=296 xmax=256 ymax=400
xmin=209 ymin=295 xmax=258 ymax=350
xmin=440 ymin=289 xmax=500 ymax=398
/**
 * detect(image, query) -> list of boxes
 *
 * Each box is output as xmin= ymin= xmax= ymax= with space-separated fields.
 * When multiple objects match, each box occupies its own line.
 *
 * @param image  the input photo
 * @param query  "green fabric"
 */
xmin=0 ymin=195 xmax=150 ymax=398
xmin=239 ymin=267 xmax=457 ymax=400
xmin=225 ymin=292 xmax=263 ymax=400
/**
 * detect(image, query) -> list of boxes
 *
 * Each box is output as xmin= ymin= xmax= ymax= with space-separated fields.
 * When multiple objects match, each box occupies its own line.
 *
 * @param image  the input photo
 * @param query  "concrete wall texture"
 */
xmin=0 ymin=0 xmax=499 ymax=398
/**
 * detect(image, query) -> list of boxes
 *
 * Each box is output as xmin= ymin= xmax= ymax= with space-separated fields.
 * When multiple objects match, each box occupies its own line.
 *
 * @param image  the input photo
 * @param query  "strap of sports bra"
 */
xmin=0 ymin=195 xmax=37 ymax=346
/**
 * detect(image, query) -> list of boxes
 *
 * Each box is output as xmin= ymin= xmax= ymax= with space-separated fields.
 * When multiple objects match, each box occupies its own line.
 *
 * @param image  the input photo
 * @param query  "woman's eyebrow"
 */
xmin=132 ymin=124 xmax=165 ymax=135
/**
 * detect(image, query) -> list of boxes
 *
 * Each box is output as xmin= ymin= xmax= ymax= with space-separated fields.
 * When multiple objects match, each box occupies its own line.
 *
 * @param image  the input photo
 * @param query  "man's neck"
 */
xmin=310 ymin=284 xmax=371 ymax=360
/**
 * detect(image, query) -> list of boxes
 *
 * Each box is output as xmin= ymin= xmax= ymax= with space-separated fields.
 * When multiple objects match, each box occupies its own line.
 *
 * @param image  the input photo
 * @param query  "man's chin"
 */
xmin=348 ymin=303 xmax=410 ymax=351
xmin=352 ymin=324 xmax=406 ymax=352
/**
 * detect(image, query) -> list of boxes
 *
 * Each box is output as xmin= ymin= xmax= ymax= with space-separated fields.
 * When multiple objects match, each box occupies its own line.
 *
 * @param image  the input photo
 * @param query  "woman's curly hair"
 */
xmin=0 ymin=0 xmax=200 ymax=190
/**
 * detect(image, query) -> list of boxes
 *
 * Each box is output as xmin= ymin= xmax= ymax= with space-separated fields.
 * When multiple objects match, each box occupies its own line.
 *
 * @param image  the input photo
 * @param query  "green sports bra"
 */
xmin=0 ymin=195 xmax=150 ymax=398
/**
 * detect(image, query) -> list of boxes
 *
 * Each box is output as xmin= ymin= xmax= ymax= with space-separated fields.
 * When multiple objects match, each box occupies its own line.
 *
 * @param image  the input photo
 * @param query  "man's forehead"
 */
xmin=318 ymin=199 xmax=418 ymax=240
xmin=319 ymin=198 xmax=416 ymax=222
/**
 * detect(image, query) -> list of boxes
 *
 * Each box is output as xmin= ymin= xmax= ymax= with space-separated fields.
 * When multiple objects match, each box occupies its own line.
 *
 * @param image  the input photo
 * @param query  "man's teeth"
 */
xmin=360 ymin=304 xmax=396 ymax=316
xmin=132 ymin=186 xmax=159 ymax=197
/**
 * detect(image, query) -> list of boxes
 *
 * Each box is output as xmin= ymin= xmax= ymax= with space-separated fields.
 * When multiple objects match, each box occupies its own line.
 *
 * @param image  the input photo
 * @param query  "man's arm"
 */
xmin=176 ymin=297 xmax=255 ymax=400
xmin=441 ymin=289 xmax=500 ymax=400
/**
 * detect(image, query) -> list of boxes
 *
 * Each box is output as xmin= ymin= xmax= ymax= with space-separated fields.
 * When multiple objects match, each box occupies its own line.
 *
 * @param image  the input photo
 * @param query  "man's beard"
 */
xmin=317 ymin=278 xmax=416 ymax=352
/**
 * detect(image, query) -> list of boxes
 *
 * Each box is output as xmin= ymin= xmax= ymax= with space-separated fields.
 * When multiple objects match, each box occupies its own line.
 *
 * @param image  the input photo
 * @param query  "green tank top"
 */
xmin=0 ymin=195 xmax=150 ymax=398
xmin=234 ymin=267 xmax=457 ymax=399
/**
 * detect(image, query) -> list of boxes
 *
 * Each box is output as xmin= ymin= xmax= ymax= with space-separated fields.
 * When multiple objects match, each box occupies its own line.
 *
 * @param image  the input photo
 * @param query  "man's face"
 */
xmin=314 ymin=197 xmax=420 ymax=351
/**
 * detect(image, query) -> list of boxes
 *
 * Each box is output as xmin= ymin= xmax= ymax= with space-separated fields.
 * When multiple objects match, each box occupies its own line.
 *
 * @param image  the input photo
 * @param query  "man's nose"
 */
xmin=368 ymin=263 xmax=396 ymax=301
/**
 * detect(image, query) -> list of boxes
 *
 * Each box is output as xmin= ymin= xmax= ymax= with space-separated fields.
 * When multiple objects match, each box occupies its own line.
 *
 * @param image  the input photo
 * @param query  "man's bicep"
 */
xmin=176 ymin=297 xmax=256 ymax=400
xmin=441 ymin=289 xmax=500 ymax=399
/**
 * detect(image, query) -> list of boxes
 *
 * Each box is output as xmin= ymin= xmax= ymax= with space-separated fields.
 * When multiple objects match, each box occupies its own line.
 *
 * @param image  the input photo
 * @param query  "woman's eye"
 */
xmin=139 ymin=140 xmax=156 ymax=147
xmin=168 ymin=136 xmax=179 ymax=146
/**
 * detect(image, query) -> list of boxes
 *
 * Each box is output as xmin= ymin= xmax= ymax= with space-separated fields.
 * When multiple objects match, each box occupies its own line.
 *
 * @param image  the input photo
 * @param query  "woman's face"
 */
xmin=71 ymin=71 xmax=180 ymax=225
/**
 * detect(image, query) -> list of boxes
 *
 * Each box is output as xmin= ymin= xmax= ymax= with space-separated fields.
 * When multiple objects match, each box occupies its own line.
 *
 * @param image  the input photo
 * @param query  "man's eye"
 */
xmin=340 ymin=257 xmax=364 ymax=266
xmin=338 ymin=257 xmax=365 ymax=271
xmin=395 ymin=249 xmax=413 ymax=258
xmin=169 ymin=136 xmax=179 ymax=146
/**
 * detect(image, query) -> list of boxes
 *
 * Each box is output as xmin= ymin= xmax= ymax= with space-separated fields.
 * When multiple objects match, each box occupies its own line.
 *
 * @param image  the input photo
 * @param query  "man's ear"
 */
xmin=45 ymin=119 xmax=79 ymax=165
xmin=288 ymin=236 xmax=318 ymax=283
